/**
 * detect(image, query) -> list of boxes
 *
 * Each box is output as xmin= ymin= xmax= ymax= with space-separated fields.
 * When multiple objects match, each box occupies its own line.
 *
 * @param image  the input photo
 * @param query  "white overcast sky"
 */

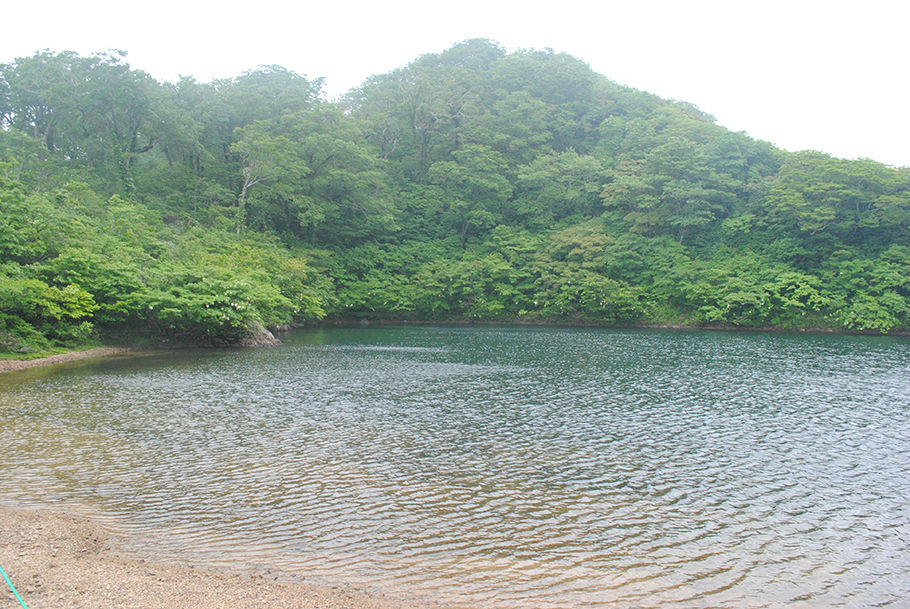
xmin=2 ymin=0 xmax=908 ymax=167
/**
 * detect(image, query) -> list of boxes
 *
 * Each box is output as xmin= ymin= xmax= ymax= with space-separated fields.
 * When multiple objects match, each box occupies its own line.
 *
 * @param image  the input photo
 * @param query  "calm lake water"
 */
xmin=2 ymin=326 xmax=909 ymax=608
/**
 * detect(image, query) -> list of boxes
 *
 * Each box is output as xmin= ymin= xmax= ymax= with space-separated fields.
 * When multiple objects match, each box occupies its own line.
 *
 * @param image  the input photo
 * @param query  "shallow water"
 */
xmin=2 ymin=326 xmax=909 ymax=607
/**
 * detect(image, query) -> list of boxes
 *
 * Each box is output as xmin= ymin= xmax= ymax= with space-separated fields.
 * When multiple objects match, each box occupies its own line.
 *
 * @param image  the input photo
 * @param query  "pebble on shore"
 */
xmin=0 ymin=507 xmax=424 ymax=609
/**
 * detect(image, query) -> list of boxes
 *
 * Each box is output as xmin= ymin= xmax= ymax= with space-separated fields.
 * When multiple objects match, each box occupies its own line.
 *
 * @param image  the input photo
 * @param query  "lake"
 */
xmin=1 ymin=326 xmax=909 ymax=607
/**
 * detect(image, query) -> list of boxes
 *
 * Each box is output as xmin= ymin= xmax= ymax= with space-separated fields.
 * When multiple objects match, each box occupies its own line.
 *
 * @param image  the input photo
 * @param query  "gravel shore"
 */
xmin=0 ymin=348 xmax=131 ymax=374
xmin=0 ymin=507 xmax=426 ymax=609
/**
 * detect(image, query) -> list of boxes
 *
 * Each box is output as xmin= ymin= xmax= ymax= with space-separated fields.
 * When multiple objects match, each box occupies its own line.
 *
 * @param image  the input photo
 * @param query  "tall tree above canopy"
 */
xmin=172 ymin=66 xmax=323 ymax=181
xmin=221 ymin=66 xmax=323 ymax=128
xmin=0 ymin=50 xmax=78 ymax=151
xmin=346 ymin=40 xmax=510 ymax=182
xmin=0 ymin=50 xmax=162 ymax=194
xmin=233 ymin=106 xmax=395 ymax=244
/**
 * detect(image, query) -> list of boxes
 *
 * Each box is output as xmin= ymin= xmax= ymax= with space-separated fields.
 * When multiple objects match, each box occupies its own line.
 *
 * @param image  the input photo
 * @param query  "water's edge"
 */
xmin=0 ymin=503 xmax=430 ymax=609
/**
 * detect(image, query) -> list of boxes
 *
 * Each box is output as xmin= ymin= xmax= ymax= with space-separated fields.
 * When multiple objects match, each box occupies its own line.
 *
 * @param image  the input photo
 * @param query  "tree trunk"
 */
xmin=237 ymin=181 xmax=250 ymax=236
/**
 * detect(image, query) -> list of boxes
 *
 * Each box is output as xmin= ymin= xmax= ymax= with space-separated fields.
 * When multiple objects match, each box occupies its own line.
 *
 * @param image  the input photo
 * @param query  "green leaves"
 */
xmin=761 ymin=152 xmax=910 ymax=261
xmin=533 ymin=268 xmax=645 ymax=322
xmin=428 ymin=144 xmax=512 ymax=245
xmin=139 ymin=270 xmax=288 ymax=343
xmin=516 ymin=151 xmax=605 ymax=227
xmin=231 ymin=106 xmax=395 ymax=244
xmin=0 ymin=175 xmax=327 ymax=352
xmin=0 ymin=276 xmax=96 ymax=321
xmin=0 ymin=269 xmax=97 ymax=350
xmin=2 ymin=42 xmax=909 ymax=345
xmin=0 ymin=50 xmax=163 ymax=195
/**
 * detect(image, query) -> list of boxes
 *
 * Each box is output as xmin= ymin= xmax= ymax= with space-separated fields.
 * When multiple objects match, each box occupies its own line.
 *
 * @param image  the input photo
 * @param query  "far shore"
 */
xmin=0 ymin=506 xmax=426 ymax=609
xmin=307 ymin=317 xmax=910 ymax=337
xmin=2 ymin=319 xmax=906 ymax=376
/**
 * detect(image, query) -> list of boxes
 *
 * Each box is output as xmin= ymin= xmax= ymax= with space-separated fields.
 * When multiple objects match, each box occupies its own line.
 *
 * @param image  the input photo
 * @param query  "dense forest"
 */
xmin=2 ymin=40 xmax=909 ymax=353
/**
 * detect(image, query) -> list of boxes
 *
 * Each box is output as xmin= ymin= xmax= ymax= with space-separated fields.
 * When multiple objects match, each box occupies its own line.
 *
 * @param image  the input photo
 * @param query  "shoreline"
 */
xmin=307 ymin=317 xmax=910 ymax=337
xmin=2 ymin=319 xmax=906 ymax=375
xmin=0 ymin=347 xmax=133 ymax=374
xmin=0 ymin=505 xmax=425 ymax=609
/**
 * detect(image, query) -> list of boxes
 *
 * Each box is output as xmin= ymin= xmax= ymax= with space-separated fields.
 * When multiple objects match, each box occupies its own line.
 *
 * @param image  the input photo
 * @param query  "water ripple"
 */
xmin=2 ymin=327 xmax=909 ymax=608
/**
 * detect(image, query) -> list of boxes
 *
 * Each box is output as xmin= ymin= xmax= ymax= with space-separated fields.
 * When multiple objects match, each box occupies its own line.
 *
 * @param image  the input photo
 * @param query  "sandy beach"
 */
xmin=0 ymin=507 xmax=426 ymax=609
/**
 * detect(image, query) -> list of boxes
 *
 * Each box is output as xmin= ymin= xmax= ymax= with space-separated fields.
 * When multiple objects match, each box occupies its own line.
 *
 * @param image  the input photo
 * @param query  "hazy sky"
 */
xmin=2 ymin=0 xmax=908 ymax=167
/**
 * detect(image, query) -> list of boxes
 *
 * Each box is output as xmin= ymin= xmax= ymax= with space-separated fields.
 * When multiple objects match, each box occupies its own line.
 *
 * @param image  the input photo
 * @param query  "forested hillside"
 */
xmin=2 ymin=40 xmax=909 ymax=353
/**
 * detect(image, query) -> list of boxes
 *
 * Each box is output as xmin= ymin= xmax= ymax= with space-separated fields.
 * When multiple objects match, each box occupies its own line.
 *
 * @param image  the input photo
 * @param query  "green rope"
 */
xmin=0 ymin=562 xmax=28 ymax=609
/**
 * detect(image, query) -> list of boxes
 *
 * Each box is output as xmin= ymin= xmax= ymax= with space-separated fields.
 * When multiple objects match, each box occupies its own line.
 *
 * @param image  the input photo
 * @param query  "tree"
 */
xmin=0 ymin=50 xmax=164 ymax=195
xmin=230 ymin=129 xmax=299 ymax=236
xmin=516 ymin=150 xmax=605 ymax=227
xmin=428 ymin=144 xmax=512 ymax=245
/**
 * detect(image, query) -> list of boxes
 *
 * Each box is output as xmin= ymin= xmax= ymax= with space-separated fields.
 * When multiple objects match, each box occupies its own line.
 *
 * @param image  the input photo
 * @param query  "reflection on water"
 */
xmin=2 ymin=326 xmax=910 ymax=608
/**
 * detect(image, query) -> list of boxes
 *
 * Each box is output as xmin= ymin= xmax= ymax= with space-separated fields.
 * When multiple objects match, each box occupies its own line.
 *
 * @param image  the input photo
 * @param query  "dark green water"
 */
xmin=2 ymin=326 xmax=909 ymax=608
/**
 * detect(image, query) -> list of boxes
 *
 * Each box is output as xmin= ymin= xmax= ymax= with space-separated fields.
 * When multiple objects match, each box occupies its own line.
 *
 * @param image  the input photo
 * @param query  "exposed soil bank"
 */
xmin=0 ymin=506 xmax=426 ymax=609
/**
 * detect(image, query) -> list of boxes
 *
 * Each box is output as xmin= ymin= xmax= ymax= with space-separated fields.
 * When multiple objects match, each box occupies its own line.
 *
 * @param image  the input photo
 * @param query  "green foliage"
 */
xmin=516 ymin=151 xmax=606 ymax=227
xmin=0 ymin=265 xmax=97 ymax=351
xmin=819 ymin=246 xmax=910 ymax=332
xmin=233 ymin=107 xmax=396 ymax=243
xmin=533 ymin=268 xmax=646 ymax=322
xmin=34 ymin=248 xmax=143 ymax=324
xmin=2 ymin=42 xmax=909 ymax=356
xmin=0 ymin=174 xmax=325 ymax=352
xmin=139 ymin=268 xmax=291 ymax=343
